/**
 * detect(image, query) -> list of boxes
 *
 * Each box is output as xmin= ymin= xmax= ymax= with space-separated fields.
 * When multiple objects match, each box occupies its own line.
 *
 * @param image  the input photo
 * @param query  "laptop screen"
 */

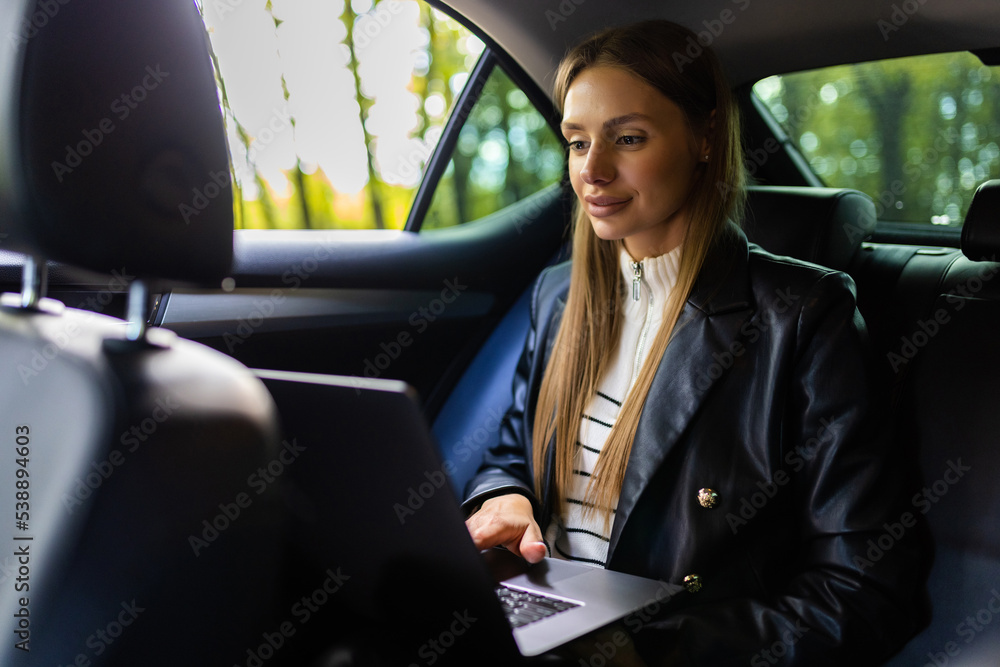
xmin=254 ymin=369 xmax=521 ymax=666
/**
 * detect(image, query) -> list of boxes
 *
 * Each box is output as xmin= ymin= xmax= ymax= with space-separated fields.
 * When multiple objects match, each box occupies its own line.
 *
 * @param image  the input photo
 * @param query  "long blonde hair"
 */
xmin=532 ymin=21 xmax=747 ymax=525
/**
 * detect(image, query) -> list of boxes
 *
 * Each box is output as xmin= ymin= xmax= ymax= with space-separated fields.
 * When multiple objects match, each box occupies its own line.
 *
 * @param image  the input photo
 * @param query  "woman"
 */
xmin=463 ymin=20 xmax=928 ymax=666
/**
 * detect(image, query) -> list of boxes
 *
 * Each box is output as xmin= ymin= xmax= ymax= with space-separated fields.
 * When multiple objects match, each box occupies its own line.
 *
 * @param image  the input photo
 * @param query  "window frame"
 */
xmin=405 ymin=0 xmax=565 ymax=232
xmin=746 ymin=91 xmax=823 ymax=189
xmin=404 ymin=48 xmax=496 ymax=232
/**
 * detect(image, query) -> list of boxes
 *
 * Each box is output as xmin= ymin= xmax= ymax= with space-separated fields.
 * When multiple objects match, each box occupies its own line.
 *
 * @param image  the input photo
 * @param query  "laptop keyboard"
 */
xmin=495 ymin=585 xmax=581 ymax=628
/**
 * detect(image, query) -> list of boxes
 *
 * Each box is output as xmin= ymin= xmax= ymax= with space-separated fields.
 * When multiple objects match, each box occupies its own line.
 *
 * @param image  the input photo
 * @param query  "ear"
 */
xmin=699 ymin=109 xmax=717 ymax=162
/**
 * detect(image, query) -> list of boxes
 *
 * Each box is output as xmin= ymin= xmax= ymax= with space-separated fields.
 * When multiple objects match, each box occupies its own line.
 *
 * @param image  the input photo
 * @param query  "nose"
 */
xmin=580 ymin=142 xmax=614 ymax=185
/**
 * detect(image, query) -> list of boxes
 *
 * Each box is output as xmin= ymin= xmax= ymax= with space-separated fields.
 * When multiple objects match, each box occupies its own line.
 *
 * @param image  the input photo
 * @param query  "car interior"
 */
xmin=1 ymin=0 xmax=998 ymax=665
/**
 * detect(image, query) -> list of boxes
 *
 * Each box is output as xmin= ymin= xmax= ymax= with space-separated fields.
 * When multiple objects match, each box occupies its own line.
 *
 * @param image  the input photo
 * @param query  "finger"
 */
xmin=466 ymin=511 xmax=516 ymax=551
xmin=517 ymin=519 xmax=547 ymax=563
xmin=519 ymin=540 xmax=547 ymax=564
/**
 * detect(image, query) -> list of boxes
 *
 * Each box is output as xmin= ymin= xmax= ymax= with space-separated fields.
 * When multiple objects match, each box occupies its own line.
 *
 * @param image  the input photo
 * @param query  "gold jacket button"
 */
xmin=697 ymin=488 xmax=719 ymax=509
xmin=684 ymin=574 xmax=702 ymax=593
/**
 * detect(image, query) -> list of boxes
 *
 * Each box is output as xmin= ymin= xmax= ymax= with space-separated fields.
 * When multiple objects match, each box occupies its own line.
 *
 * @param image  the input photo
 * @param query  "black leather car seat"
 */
xmin=883 ymin=179 xmax=1000 ymax=665
xmin=0 ymin=1 xmax=283 ymax=664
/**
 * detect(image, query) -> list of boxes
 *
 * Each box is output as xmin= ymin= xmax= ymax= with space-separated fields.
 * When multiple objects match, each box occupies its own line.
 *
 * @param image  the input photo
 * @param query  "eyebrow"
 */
xmin=560 ymin=113 xmax=652 ymax=132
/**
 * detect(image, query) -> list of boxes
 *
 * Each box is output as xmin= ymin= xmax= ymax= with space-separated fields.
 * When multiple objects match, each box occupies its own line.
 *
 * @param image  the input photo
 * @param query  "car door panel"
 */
xmin=153 ymin=183 xmax=570 ymax=416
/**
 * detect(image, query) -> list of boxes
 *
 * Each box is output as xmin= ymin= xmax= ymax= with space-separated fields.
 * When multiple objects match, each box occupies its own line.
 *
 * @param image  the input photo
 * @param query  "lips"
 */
xmin=584 ymin=194 xmax=632 ymax=217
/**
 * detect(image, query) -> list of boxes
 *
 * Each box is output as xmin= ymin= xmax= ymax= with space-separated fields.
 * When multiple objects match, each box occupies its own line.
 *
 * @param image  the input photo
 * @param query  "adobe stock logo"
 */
xmin=877 ymin=0 xmax=929 ymax=41
xmin=671 ymin=0 xmax=752 ymax=72
xmin=7 ymin=0 xmax=72 ymax=50
xmin=50 ymin=65 xmax=170 ymax=183
xmin=179 ymin=170 xmax=231 ymax=224
xmin=407 ymin=610 xmax=478 ymax=667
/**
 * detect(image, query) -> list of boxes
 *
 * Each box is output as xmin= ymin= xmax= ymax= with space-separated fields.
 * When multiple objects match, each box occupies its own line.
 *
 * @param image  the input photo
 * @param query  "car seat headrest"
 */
xmin=0 ymin=0 xmax=233 ymax=286
xmin=962 ymin=179 xmax=1000 ymax=262
xmin=742 ymin=186 xmax=876 ymax=271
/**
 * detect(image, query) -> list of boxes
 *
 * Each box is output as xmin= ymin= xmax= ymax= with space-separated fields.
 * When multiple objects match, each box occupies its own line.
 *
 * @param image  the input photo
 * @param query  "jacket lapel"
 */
xmin=608 ymin=225 xmax=756 ymax=557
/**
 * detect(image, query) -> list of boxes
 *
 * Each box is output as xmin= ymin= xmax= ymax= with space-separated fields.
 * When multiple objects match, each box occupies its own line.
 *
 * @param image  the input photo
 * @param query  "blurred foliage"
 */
xmin=423 ymin=66 xmax=564 ymax=229
xmin=203 ymin=0 xmax=559 ymax=231
xmin=754 ymin=52 xmax=1000 ymax=226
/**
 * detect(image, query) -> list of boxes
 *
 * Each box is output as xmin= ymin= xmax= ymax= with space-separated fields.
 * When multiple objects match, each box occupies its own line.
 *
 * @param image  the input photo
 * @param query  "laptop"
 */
xmin=254 ymin=369 xmax=675 ymax=663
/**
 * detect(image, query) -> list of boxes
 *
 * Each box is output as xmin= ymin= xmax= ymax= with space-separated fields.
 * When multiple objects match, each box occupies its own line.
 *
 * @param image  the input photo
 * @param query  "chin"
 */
xmin=588 ymin=217 xmax=631 ymax=243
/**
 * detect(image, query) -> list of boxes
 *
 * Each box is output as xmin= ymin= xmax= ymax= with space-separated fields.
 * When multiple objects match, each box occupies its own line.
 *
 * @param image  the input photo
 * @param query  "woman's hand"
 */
xmin=465 ymin=493 xmax=547 ymax=563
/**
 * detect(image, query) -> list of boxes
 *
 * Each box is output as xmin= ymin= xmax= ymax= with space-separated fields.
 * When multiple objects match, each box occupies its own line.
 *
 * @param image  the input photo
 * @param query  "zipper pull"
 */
xmin=631 ymin=261 xmax=642 ymax=302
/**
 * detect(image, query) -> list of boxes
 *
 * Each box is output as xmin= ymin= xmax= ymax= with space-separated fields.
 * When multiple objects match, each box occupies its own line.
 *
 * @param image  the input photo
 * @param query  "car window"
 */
xmin=199 ymin=0 xmax=485 ymax=230
xmin=753 ymin=52 xmax=1000 ymax=226
xmin=420 ymin=64 xmax=564 ymax=230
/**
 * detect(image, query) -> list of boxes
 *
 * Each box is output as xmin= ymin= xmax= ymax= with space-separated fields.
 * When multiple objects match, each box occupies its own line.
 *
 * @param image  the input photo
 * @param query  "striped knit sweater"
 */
xmin=543 ymin=243 xmax=681 ymax=567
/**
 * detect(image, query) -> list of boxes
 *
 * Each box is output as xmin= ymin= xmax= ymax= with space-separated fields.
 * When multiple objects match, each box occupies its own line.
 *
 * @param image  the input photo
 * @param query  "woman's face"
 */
xmin=561 ymin=66 xmax=710 ymax=259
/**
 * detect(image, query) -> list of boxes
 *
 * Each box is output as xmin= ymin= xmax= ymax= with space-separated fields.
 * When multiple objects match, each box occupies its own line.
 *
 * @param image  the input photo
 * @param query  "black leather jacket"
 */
xmin=464 ymin=225 xmax=930 ymax=665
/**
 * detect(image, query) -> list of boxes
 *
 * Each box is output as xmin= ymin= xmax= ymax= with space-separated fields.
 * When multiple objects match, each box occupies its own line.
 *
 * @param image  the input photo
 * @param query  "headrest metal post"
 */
xmin=20 ymin=256 xmax=48 ymax=309
xmin=125 ymin=279 xmax=149 ymax=342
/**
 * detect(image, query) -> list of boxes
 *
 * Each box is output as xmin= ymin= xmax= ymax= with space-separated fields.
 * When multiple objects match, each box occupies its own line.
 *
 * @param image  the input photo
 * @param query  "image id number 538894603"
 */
xmin=12 ymin=424 xmax=32 ymax=652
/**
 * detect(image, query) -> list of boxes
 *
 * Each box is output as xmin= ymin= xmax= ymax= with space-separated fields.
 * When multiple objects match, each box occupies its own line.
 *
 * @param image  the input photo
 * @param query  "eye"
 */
xmin=567 ymin=140 xmax=588 ymax=151
xmin=617 ymin=135 xmax=645 ymax=146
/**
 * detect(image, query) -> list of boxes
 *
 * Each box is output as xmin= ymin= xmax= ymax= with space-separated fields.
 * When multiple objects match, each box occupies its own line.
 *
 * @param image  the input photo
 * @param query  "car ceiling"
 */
xmin=440 ymin=0 xmax=1000 ymax=94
